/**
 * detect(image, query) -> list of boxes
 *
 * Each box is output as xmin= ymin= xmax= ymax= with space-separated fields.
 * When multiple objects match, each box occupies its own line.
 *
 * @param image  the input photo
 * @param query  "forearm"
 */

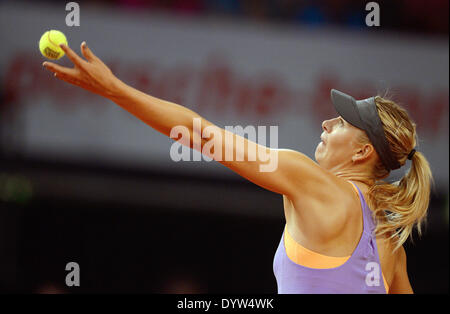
xmin=109 ymin=79 xmax=205 ymax=140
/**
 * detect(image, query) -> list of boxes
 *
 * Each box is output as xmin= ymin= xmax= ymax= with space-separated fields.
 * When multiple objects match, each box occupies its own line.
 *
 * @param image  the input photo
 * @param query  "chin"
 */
xmin=314 ymin=142 xmax=325 ymax=164
xmin=314 ymin=151 xmax=321 ymax=164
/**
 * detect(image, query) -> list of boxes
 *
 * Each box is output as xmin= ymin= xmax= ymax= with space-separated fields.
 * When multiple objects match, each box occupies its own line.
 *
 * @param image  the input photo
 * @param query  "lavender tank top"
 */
xmin=273 ymin=182 xmax=387 ymax=294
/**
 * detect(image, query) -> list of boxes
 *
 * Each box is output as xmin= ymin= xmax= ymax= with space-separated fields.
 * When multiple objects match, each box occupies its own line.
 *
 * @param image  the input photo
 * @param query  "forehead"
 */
xmin=339 ymin=116 xmax=364 ymax=134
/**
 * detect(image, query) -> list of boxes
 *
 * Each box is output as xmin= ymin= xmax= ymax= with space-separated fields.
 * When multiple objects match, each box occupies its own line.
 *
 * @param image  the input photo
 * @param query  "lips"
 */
xmin=320 ymin=134 xmax=326 ymax=144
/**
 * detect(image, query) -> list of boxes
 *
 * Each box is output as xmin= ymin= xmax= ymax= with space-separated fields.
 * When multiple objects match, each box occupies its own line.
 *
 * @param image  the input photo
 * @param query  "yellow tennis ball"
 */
xmin=39 ymin=30 xmax=68 ymax=60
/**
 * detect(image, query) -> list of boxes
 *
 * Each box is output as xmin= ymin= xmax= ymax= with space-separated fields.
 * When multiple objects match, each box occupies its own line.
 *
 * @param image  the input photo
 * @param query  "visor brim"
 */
xmin=330 ymin=89 xmax=364 ymax=130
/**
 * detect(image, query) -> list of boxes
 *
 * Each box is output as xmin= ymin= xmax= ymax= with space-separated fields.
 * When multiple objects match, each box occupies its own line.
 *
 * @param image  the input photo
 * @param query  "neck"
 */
xmin=328 ymin=164 xmax=375 ymax=187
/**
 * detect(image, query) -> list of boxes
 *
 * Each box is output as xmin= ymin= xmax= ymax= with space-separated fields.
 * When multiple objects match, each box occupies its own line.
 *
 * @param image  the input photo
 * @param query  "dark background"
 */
xmin=1 ymin=156 xmax=448 ymax=294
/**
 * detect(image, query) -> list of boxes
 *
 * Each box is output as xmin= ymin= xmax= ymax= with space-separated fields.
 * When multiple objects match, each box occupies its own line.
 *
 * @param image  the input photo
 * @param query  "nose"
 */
xmin=322 ymin=119 xmax=331 ymax=133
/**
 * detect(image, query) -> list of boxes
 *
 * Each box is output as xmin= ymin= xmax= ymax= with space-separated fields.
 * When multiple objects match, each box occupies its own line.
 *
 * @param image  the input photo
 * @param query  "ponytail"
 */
xmin=368 ymin=151 xmax=434 ymax=251
xmin=359 ymin=96 xmax=434 ymax=252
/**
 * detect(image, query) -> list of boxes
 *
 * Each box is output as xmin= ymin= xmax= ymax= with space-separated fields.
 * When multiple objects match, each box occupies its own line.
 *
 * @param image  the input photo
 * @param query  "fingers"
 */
xmin=59 ymin=43 xmax=88 ymax=69
xmin=54 ymin=72 xmax=82 ymax=86
xmin=43 ymin=61 xmax=77 ymax=77
xmin=80 ymin=41 xmax=97 ymax=62
xmin=54 ymin=72 xmax=99 ymax=95
xmin=44 ymin=62 xmax=85 ymax=88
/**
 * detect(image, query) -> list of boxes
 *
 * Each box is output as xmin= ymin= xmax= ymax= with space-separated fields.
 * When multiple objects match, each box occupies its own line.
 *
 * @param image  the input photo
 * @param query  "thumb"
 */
xmin=80 ymin=41 xmax=97 ymax=62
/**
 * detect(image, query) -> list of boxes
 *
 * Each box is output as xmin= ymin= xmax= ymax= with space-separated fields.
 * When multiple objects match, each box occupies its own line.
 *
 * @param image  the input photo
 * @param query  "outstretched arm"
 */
xmin=43 ymin=42 xmax=337 ymax=202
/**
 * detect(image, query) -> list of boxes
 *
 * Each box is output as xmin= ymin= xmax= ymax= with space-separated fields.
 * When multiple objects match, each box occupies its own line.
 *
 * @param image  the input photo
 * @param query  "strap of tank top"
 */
xmin=348 ymin=181 xmax=375 ymax=235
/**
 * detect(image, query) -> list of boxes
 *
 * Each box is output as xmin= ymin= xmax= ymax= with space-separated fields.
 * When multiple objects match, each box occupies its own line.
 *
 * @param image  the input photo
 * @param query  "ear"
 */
xmin=352 ymin=143 xmax=375 ymax=163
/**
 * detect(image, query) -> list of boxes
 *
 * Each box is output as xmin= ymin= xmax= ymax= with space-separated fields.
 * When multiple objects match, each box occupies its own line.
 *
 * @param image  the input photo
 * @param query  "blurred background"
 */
xmin=0 ymin=0 xmax=448 ymax=293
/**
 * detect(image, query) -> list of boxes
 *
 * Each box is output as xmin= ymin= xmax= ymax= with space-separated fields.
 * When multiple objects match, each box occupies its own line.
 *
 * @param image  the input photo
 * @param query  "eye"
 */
xmin=339 ymin=118 xmax=344 ymax=126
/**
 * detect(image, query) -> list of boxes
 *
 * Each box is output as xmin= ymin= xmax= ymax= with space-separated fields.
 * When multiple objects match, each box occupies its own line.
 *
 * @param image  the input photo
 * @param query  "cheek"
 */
xmin=321 ymin=138 xmax=346 ymax=160
xmin=329 ymin=131 xmax=352 ymax=149
xmin=329 ymin=136 xmax=355 ymax=159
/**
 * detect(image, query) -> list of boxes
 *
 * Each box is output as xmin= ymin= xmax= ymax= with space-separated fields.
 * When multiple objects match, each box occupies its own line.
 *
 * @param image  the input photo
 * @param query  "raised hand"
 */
xmin=43 ymin=42 xmax=123 ymax=99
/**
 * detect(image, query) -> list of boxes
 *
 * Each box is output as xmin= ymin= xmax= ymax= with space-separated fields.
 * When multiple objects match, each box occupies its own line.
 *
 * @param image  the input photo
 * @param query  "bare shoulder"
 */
xmin=283 ymin=150 xmax=353 ymax=206
xmin=279 ymin=150 xmax=363 ymax=245
xmin=287 ymin=169 xmax=361 ymax=243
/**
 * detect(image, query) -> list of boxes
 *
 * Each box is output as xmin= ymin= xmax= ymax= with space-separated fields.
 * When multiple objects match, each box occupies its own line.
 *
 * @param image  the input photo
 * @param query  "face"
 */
xmin=314 ymin=116 xmax=365 ymax=171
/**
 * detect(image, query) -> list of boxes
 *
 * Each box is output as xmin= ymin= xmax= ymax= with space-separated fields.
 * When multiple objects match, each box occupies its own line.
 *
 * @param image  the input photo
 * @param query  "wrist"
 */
xmin=105 ymin=77 xmax=130 ymax=102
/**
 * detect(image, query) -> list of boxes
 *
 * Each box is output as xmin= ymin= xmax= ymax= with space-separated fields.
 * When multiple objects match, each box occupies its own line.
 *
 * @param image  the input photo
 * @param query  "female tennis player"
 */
xmin=43 ymin=42 xmax=433 ymax=294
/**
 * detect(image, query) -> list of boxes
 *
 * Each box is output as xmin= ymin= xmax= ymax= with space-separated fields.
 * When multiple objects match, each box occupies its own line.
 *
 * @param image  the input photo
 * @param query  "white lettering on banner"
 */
xmin=5 ymin=56 xmax=447 ymax=135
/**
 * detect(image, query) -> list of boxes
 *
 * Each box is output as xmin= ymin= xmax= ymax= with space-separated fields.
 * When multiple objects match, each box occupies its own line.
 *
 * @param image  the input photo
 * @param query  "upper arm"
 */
xmin=195 ymin=120 xmax=334 ymax=201
xmin=389 ymin=246 xmax=414 ymax=294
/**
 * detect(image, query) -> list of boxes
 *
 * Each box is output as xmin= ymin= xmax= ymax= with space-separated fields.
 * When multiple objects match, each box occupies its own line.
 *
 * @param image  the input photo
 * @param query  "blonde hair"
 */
xmin=355 ymin=96 xmax=434 ymax=252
